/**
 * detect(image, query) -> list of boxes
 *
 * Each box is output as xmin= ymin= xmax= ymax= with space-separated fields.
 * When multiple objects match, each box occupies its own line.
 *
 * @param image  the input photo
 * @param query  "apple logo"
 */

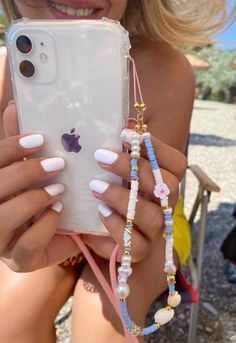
xmin=61 ymin=128 xmax=82 ymax=153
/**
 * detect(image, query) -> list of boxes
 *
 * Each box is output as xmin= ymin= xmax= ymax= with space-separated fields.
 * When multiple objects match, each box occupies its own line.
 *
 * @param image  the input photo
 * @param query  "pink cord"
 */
xmin=56 ymin=57 xmax=143 ymax=343
xmin=58 ymin=231 xmax=138 ymax=343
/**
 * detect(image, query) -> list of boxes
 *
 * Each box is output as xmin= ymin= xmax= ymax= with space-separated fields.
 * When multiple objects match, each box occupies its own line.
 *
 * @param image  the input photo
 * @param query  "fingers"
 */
xmin=95 ymin=149 xmax=179 ymax=202
xmin=0 ymin=184 xmax=65 ymax=235
xmin=0 ymin=157 xmax=65 ymax=201
xmin=3 ymin=102 xmax=19 ymax=137
xmin=0 ymin=133 xmax=44 ymax=168
xmin=89 ymin=180 xmax=165 ymax=242
xmin=121 ymin=129 xmax=187 ymax=181
xmin=97 ymin=204 xmax=150 ymax=262
xmin=3 ymin=203 xmax=66 ymax=272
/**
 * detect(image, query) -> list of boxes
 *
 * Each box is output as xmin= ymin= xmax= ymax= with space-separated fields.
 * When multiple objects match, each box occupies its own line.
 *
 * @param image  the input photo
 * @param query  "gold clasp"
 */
xmin=134 ymin=102 xmax=147 ymax=132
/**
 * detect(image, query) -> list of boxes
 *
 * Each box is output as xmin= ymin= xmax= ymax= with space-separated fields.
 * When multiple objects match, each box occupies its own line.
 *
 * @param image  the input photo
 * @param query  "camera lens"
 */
xmin=16 ymin=35 xmax=32 ymax=54
xmin=19 ymin=60 xmax=35 ymax=78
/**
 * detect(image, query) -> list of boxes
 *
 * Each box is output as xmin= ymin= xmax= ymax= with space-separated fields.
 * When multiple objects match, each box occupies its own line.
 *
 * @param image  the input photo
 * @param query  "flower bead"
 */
xmin=153 ymin=183 xmax=170 ymax=199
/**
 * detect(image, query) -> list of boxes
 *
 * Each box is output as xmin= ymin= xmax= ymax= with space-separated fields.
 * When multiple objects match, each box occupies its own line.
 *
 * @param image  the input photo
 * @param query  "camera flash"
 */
xmin=40 ymin=52 xmax=48 ymax=63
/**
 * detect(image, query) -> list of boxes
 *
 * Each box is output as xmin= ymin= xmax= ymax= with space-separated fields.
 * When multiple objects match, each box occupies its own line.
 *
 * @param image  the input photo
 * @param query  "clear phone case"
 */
xmin=6 ymin=18 xmax=130 ymax=235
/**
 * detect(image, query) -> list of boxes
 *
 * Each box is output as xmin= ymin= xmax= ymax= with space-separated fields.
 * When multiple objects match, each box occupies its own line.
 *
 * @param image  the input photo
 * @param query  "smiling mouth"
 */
xmin=47 ymin=1 xmax=101 ymax=17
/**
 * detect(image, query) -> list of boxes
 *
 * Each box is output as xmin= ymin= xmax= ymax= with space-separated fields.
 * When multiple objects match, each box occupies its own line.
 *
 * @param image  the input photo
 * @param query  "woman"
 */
xmin=0 ymin=1 xmax=230 ymax=342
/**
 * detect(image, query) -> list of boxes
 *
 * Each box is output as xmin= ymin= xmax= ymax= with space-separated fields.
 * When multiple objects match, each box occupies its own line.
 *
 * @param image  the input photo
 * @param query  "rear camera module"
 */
xmin=16 ymin=35 xmax=32 ymax=54
xmin=19 ymin=60 xmax=35 ymax=78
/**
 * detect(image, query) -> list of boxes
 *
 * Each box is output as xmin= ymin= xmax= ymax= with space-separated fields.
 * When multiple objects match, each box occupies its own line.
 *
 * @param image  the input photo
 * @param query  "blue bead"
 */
xmin=169 ymin=284 xmax=175 ymax=293
xmin=141 ymin=324 xmax=158 ymax=336
xmin=119 ymin=301 xmax=133 ymax=330
xmin=130 ymin=159 xmax=138 ymax=166
xmin=130 ymin=171 xmax=137 ymax=177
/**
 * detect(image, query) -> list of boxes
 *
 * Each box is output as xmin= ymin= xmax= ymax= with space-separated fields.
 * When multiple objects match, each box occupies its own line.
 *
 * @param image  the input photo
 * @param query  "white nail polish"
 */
xmin=89 ymin=180 xmax=109 ymax=194
xmin=44 ymin=183 xmax=65 ymax=197
xmin=19 ymin=134 xmax=44 ymax=149
xmin=51 ymin=201 xmax=63 ymax=213
xmin=94 ymin=149 xmax=118 ymax=165
xmin=98 ymin=203 xmax=113 ymax=217
xmin=41 ymin=158 xmax=65 ymax=173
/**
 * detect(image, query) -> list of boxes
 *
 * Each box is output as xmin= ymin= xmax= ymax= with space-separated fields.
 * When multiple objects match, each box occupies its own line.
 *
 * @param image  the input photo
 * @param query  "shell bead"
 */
xmin=167 ymin=292 xmax=181 ymax=307
xmin=154 ymin=308 xmax=175 ymax=325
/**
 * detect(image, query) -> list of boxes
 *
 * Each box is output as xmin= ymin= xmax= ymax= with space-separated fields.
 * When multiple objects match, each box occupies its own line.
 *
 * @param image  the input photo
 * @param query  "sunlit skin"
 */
xmin=0 ymin=1 xmax=195 ymax=342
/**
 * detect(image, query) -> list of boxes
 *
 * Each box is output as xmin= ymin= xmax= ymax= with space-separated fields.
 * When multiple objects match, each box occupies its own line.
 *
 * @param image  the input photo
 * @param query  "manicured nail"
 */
xmin=51 ymin=201 xmax=63 ymax=213
xmin=94 ymin=149 xmax=118 ymax=165
xmin=8 ymin=99 xmax=15 ymax=106
xmin=89 ymin=180 xmax=109 ymax=194
xmin=41 ymin=157 xmax=65 ymax=173
xmin=98 ymin=203 xmax=113 ymax=217
xmin=44 ymin=183 xmax=65 ymax=197
xmin=19 ymin=134 xmax=44 ymax=149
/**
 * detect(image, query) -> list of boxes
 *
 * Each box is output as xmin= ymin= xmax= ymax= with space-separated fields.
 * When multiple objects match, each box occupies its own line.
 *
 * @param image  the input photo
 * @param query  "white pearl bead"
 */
xmin=131 ymin=151 xmax=140 ymax=159
xmin=131 ymin=145 xmax=141 ymax=152
xmin=167 ymin=292 xmax=181 ymax=307
xmin=121 ymin=255 xmax=132 ymax=263
xmin=118 ymin=266 xmax=133 ymax=277
xmin=121 ymin=261 xmax=131 ymax=268
xmin=154 ymin=307 xmax=174 ymax=325
xmin=115 ymin=283 xmax=130 ymax=299
xmin=118 ymin=275 xmax=127 ymax=284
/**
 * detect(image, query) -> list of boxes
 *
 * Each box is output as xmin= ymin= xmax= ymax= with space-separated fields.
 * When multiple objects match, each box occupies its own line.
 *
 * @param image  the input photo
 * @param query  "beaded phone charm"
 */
xmin=115 ymin=58 xmax=181 ymax=337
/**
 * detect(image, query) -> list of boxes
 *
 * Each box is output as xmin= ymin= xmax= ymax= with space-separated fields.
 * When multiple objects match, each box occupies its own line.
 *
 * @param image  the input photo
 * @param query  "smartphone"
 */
xmin=6 ymin=18 xmax=130 ymax=235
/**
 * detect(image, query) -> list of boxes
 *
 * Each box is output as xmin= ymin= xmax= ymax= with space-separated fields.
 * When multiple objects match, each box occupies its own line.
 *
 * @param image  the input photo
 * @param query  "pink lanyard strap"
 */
xmin=57 ymin=57 xmax=143 ymax=343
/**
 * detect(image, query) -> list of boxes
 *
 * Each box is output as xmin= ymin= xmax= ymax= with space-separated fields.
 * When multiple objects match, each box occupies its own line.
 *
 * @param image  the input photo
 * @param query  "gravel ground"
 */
xmin=55 ymin=100 xmax=236 ymax=343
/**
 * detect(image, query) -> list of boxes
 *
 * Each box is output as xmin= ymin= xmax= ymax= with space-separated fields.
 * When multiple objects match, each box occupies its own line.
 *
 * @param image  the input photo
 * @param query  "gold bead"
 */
xmin=124 ymin=251 xmax=130 ymax=256
xmin=165 ymin=305 xmax=172 ymax=311
xmin=140 ymin=102 xmax=146 ymax=110
xmin=131 ymin=166 xmax=138 ymax=171
xmin=135 ymin=124 xmax=140 ymax=131
xmin=126 ymin=219 xmax=133 ymax=225
xmin=134 ymin=102 xmax=140 ymax=109
xmin=142 ymin=124 xmax=147 ymax=131
xmin=155 ymin=322 xmax=161 ymax=328
xmin=167 ymin=275 xmax=176 ymax=284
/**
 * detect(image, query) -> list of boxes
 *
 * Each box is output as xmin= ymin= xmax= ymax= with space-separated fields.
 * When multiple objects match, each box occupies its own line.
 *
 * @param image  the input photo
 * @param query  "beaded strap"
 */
xmin=114 ymin=58 xmax=182 ymax=337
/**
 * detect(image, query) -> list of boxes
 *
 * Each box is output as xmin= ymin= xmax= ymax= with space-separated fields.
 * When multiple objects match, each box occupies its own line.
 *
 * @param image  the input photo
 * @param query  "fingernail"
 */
xmin=44 ymin=183 xmax=65 ymax=197
xmin=94 ymin=149 xmax=118 ymax=165
xmin=51 ymin=201 xmax=63 ymax=213
xmin=98 ymin=203 xmax=113 ymax=217
xmin=41 ymin=157 xmax=65 ymax=173
xmin=121 ymin=129 xmax=143 ymax=144
xmin=19 ymin=134 xmax=44 ymax=149
xmin=89 ymin=179 xmax=109 ymax=194
xmin=8 ymin=100 xmax=15 ymax=106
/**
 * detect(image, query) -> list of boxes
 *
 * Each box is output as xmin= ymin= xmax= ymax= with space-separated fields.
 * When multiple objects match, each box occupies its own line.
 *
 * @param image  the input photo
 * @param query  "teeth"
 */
xmin=52 ymin=2 xmax=94 ymax=17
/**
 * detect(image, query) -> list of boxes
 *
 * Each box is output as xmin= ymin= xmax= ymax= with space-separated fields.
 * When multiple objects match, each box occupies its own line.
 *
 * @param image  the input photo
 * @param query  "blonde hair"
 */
xmin=2 ymin=0 xmax=235 ymax=47
xmin=124 ymin=0 xmax=235 ymax=47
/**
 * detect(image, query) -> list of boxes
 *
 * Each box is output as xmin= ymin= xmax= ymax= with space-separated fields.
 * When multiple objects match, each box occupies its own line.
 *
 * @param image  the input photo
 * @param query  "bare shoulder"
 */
xmin=131 ymin=38 xmax=195 ymax=152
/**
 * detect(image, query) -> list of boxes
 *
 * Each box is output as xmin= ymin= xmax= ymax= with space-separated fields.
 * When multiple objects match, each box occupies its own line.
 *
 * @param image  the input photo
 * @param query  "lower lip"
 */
xmin=46 ymin=2 xmax=100 ymax=19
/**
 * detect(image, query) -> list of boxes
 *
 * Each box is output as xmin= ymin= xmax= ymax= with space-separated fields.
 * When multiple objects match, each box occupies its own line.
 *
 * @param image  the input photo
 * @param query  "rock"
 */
xmin=202 ymin=302 xmax=219 ymax=316
xmin=205 ymin=326 xmax=213 ymax=333
xmin=230 ymin=335 xmax=236 ymax=342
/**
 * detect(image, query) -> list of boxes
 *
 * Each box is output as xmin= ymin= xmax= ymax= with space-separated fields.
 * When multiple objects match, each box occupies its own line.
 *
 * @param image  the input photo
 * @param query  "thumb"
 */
xmin=3 ymin=101 xmax=19 ymax=137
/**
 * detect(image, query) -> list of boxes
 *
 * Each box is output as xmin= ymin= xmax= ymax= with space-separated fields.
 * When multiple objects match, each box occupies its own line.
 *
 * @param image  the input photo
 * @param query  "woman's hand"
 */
xmin=0 ymin=103 xmax=80 ymax=272
xmin=83 ymin=127 xmax=187 ymax=262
